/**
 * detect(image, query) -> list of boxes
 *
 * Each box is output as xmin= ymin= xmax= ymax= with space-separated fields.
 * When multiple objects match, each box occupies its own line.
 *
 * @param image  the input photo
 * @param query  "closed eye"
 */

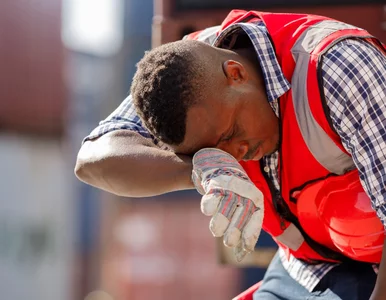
xmin=221 ymin=124 xmax=238 ymax=142
xmin=222 ymin=132 xmax=234 ymax=142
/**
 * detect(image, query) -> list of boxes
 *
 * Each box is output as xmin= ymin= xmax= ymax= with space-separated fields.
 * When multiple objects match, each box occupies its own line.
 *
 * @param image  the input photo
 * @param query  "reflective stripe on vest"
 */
xmin=275 ymin=223 xmax=304 ymax=251
xmin=290 ymin=20 xmax=356 ymax=175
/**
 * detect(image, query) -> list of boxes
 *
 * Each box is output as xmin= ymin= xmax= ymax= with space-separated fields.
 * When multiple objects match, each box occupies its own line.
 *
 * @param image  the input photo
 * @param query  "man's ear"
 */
xmin=222 ymin=60 xmax=248 ymax=86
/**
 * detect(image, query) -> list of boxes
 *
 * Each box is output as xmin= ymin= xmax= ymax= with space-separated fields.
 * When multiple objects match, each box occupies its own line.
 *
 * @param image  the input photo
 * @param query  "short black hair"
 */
xmin=131 ymin=40 xmax=206 ymax=145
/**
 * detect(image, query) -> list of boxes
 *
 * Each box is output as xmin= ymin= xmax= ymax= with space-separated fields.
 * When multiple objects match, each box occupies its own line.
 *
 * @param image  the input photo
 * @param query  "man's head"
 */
xmin=131 ymin=39 xmax=279 ymax=161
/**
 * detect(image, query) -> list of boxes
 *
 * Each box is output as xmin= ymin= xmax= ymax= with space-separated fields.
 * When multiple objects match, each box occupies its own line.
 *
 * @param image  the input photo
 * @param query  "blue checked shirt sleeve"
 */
xmin=83 ymin=94 xmax=158 ymax=145
xmin=322 ymin=39 xmax=386 ymax=226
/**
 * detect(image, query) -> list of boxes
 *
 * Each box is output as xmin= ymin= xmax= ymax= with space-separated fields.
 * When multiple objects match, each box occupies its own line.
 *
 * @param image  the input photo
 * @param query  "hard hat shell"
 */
xmin=296 ymin=169 xmax=384 ymax=263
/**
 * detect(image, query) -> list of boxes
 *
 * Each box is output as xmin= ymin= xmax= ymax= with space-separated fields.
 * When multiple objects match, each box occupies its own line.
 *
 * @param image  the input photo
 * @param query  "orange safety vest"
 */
xmin=188 ymin=10 xmax=386 ymax=263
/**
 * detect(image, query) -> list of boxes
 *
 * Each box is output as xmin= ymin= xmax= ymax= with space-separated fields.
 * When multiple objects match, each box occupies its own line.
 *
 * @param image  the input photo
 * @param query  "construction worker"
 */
xmin=75 ymin=10 xmax=386 ymax=300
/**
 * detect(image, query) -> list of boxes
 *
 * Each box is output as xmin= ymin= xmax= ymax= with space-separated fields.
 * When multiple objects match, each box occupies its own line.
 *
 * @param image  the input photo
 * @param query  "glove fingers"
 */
xmin=233 ymin=242 xmax=249 ymax=262
xmin=209 ymin=213 xmax=229 ymax=237
xmin=210 ymin=191 xmax=241 ymax=237
xmin=223 ymin=197 xmax=256 ymax=246
xmin=216 ymin=191 xmax=240 ymax=219
xmin=223 ymin=204 xmax=251 ymax=248
xmin=206 ymin=190 xmax=240 ymax=237
xmin=232 ymin=207 xmax=263 ymax=262
xmin=200 ymin=189 xmax=223 ymax=216
xmin=192 ymin=148 xmax=264 ymax=263
xmin=235 ymin=199 xmax=255 ymax=230
xmin=242 ymin=208 xmax=264 ymax=252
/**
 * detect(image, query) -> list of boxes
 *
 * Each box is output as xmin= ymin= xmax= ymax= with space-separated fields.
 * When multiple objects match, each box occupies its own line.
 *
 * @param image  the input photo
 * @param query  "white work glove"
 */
xmin=192 ymin=148 xmax=264 ymax=262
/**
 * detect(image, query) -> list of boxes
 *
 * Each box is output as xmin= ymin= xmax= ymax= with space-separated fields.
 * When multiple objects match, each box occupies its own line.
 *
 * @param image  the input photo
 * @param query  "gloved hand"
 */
xmin=192 ymin=148 xmax=264 ymax=262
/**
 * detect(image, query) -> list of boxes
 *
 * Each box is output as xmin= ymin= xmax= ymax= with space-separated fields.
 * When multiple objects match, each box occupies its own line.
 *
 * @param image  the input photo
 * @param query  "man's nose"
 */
xmin=218 ymin=141 xmax=249 ymax=161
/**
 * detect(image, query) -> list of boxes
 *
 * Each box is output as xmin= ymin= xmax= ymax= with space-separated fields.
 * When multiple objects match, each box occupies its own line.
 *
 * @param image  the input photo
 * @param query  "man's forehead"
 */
xmin=174 ymin=106 xmax=212 ymax=154
xmin=174 ymin=101 xmax=233 ymax=155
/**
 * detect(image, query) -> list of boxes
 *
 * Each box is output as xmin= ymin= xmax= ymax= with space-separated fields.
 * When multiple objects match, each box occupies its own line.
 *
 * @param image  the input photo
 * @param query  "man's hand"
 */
xmin=192 ymin=148 xmax=264 ymax=262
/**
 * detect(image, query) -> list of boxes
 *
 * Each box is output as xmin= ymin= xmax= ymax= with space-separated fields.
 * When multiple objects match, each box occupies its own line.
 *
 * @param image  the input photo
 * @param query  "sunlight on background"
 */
xmin=62 ymin=0 xmax=124 ymax=56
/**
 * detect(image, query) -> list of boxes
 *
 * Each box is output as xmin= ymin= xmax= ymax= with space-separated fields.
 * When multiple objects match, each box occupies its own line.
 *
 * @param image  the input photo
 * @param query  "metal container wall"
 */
xmin=0 ymin=0 xmax=66 ymax=137
xmin=99 ymin=192 xmax=242 ymax=300
xmin=152 ymin=4 xmax=386 ymax=46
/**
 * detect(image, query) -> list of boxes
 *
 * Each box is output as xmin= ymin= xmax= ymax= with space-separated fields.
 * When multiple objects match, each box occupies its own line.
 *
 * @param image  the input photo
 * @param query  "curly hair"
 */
xmin=131 ymin=40 xmax=208 ymax=145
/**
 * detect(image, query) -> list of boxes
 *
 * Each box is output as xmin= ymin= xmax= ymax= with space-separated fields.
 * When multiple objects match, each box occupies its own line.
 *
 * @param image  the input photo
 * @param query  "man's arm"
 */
xmin=75 ymin=26 xmax=222 ymax=197
xmin=322 ymin=38 xmax=386 ymax=298
xmin=322 ymin=39 xmax=386 ymax=224
xmin=75 ymin=130 xmax=194 ymax=197
xmin=74 ymin=94 xmax=194 ymax=197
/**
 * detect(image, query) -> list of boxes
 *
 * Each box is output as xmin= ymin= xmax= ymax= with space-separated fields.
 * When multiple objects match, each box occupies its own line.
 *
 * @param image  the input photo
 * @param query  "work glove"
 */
xmin=192 ymin=148 xmax=264 ymax=262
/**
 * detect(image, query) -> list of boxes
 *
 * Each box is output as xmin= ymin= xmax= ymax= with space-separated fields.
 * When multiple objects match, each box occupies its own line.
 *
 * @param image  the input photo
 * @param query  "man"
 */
xmin=75 ymin=10 xmax=386 ymax=300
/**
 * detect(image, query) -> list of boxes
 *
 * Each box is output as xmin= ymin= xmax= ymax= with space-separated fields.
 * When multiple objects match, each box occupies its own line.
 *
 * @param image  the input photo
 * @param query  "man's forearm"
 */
xmin=75 ymin=130 xmax=194 ymax=197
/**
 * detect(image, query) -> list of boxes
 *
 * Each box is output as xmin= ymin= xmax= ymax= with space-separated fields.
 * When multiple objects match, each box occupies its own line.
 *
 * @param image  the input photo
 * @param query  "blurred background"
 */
xmin=0 ymin=0 xmax=385 ymax=299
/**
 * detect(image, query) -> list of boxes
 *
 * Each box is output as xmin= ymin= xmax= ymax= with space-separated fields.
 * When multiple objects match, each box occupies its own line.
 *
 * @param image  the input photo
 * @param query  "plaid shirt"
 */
xmin=85 ymin=22 xmax=386 ymax=291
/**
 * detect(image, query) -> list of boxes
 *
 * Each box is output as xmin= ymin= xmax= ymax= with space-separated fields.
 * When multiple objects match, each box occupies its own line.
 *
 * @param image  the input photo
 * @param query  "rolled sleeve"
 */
xmin=83 ymin=95 xmax=159 ymax=145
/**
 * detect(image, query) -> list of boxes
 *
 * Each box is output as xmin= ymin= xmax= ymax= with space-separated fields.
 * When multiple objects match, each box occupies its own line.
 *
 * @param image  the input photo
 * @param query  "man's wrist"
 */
xmin=173 ymin=153 xmax=195 ymax=190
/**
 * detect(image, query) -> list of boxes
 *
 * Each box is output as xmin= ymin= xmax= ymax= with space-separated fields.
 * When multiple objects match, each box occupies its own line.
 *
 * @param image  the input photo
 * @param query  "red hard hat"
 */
xmin=297 ymin=169 xmax=384 ymax=263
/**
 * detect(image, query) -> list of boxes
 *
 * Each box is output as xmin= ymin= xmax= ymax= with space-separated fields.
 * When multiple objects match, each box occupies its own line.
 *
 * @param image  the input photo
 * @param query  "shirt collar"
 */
xmin=213 ymin=22 xmax=290 ymax=104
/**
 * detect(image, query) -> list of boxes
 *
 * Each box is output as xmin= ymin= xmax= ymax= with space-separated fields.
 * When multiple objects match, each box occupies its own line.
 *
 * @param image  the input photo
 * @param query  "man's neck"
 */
xmin=234 ymin=47 xmax=264 ymax=87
